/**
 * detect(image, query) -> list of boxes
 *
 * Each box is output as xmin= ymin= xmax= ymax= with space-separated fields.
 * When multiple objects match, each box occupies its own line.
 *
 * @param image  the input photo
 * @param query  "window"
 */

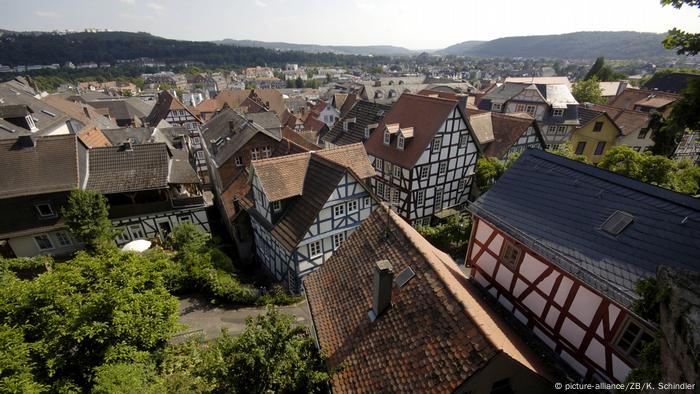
xmin=434 ymin=188 xmax=444 ymax=210
xmin=552 ymin=108 xmax=564 ymax=117
xmin=334 ymin=204 xmax=345 ymax=217
xmin=593 ymin=121 xmax=604 ymax=132
xmin=392 ymin=165 xmax=401 ymax=179
xmin=375 ymin=158 xmax=383 ymax=171
xmin=383 ymin=130 xmax=391 ymax=145
xmin=457 ymin=178 xmax=466 ymax=193
xmin=459 ymin=134 xmax=468 ymax=149
xmin=438 ymin=162 xmax=447 ymax=176
xmin=390 ymin=188 xmax=400 ymax=205
xmin=501 ymin=241 xmax=522 ymax=271
xmin=594 ymin=141 xmax=606 ymax=155
xmin=548 ymin=125 xmax=567 ymax=135
xmin=271 ymin=201 xmax=281 ymax=212
xmin=251 ymin=148 xmax=260 ymax=161
xmin=384 ymin=161 xmax=392 ymax=174
xmin=262 ymin=146 xmax=272 ymax=159
xmin=347 ymin=200 xmax=358 ymax=213
xmin=129 ymin=224 xmax=145 ymax=239
xmin=178 ymin=215 xmax=192 ymax=223
xmin=638 ymin=129 xmax=649 ymax=139
xmin=235 ymin=156 xmax=243 ymax=167
xmin=525 ymin=105 xmax=536 ymax=117
xmin=116 ymin=227 xmax=130 ymax=243
xmin=615 ymin=319 xmax=654 ymax=362
xmin=377 ymin=182 xmax=385 ymax=199
xmin=192 ymin=136 xmax=201 ymax=146
xmin=397 ymin=134 xmax=405 ymax=150
xmin=196 ymin=150 xmax=205 ymax=160
xmin=54 ymin=231 xmax=72 ymax=247
xmin=515 ymin=104 xmax=526 ymax=112
xmin=575 ymin=141 xmax=586 ymax=155
xmin=332 ymin=233 xmax=345 ymax=250
xmin=26 ymin=115 xmax=37 ymax=131
xmin=431 ymin=136 xmax=442 ymax=153
xmin=420 ymin=166 xmax=429 ymax=180
xmin=34 ymin=234 xmax=54 ymax=250
xmin=491 ymin=103 xmax=502 ymax=111
xmin=34 ymin=202 xmax=55 ymax=218
xmin=416 ymin=190 xmax=425 ymax=206
xmin=308 ymin=241 xmax=322 ymax=258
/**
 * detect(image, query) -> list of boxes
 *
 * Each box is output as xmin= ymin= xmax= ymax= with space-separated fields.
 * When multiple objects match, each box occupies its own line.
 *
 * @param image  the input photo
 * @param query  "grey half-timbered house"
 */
xmin=364 ymin=93 xmax=481 ymax=227
xmin=467 ymin=109 xmax=546 ymax=160
xmin=247 ymin=144 xmax=379 ymax=292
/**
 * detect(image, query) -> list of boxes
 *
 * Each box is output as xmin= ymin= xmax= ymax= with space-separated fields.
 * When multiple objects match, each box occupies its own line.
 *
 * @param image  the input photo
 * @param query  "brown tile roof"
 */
xmin=42 ymin=94 xmax=117 ymax=131
xmin=304 ymin=207 xmax=552 ymax=393
xmin=146 ymin=91 xmax=201 ymax=126
xmin=216 ymin=89 xmax=285 ymax=116
xmin=0 ymin=134 xmax=79 ymax=199
xmin=315 ymin=143 xmax=376 ymax=179
xmin=281 ymin=126 xmax=321 ymax=151
xmin=310 ymin=100 xmax=326 ymax=115
xmin=590 ymin=104 xmax=650 ymax=136
xmin=221 ymin=169 xmax=251 ymax=221
xmin=194 ymin=98 xmax=218 ymax=113
xmin=253 ymin=153 xmax=311 ymax=202
xmin=607 ymin=88 xmax=680 ymax=111
xmin=86 ymin=143 xmax=170 ymax=194
xmin=484 ymin=113 xmax=544 ymax=159
xmin=467 ymin=111 xmax=494 ymax=145
xmin=303 ymin=114 xmax=327 ymax=133
xmin=78 ymin=125 xmax=112 ymax=148
xmin=365 ymin=94 xmax=462 ymax=168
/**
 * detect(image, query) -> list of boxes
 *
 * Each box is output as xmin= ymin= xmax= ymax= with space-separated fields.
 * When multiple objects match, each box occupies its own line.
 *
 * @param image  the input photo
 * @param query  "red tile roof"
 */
xmin=364 ymin=94 xmax=460 ymax=168
xmin=304 ymin=207 xmax=553 ymax=393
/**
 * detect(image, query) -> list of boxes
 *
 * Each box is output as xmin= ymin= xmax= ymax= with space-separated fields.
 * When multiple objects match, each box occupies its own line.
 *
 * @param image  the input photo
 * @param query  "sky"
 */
xmin=1 ymin=0 xmax=698 ymax=49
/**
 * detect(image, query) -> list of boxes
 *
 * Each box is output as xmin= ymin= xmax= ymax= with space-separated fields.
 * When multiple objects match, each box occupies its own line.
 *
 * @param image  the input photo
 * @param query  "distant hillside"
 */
xmin=0 ymin=31 xmax=388 ymax=67
xmin=217 ymin=39 xmax=417 ymax=56
xmin=438 ymin=31 xmax=676 ymax=59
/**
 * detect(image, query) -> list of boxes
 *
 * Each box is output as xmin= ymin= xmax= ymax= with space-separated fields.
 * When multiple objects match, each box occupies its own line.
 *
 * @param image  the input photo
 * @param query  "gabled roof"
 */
xmin=576 ymin=106 xmax=607 ymax=127
xmin=0 ymin=134 xmax=79 ymax=199
xmin=77 ymin=125 xmax=112 ymax=148
xmin=194 ymin=98 xmax=218 ymax=113
xmin=468 ymin=110 xmax=545 ymax=159
xmin=42 ymin=94 xmax=117 ymax=131
xmin=0 ymin=82 xmax=70 ymax=139
xmin=643 ymin=72 xmax=700 ymax=94
xmin=86 ymin=143 xmax=171 ymax=194
xmin=469 ymin=149 xmax=700 ymax=309
xmin=590 ymin=104 xmax=650 ymax=136
xmin=201 ymin=108 xmax=281 ymax=166
xmin=146 ymin=90 xmax=201 ymax=126
xmin=505 ymin=76 xmax=571 ymax=87
xmin=215 ymin=89 xmax=285 ymax=116
xmin=281 ymin=126 xmax=321 ymax=151
xmin=82 ymin=97 xmax=153 ymax=123
xmin=320 ymin=100 xmax=390 ymax=146
xmin=364 ymin=94 xmax=465 ymax=168
xmin=467 ymin=111 xmax=494 ymax=145
xmin=304 ymin=207 xmax=552 ymax=393
xmin=607 ymin=88 xmax=680 ymax=111
xmin=339 ymin=92 xmax=359 ymax=117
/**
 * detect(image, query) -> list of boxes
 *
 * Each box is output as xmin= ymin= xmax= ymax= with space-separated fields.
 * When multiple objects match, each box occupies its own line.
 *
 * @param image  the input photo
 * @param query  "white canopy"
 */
xmin=121 ymin=239 xmax=152 ymax=252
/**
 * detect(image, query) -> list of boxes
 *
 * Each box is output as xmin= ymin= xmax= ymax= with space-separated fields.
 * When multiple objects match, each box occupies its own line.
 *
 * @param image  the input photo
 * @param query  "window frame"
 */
xmin=128 ymin=224 xmax=145 ymax=239
xmin=54 ymin=231 xmax=73 ymax=247
xmin=34 ymin=202 xmax=56 ymax=219
xmin=347 ymin=200 xmax=358 ymax=213
xmin=552 ymin=108 xmax=564 ymax=117
xmin=363 ymin=196 xmax=370 ymax=207
xmin=438 ymin=162 xmax=447 ymax=176
xmin=196 ymin=150 xmax=205 ymax=160
xmin=459 ymin=134 xmax=468 ymax=149
xmin=333 ymin=203 xmax=345 ymax=217
xmin=638 ymin=128 xmax=649 ymax=139
xmin=431 ymin=136 xmax=442 ymax=154
xmin=116 ymin=227 xmax=131 ymax=243
xmin=500 ymin=240 xmax=522 ymax=271
xmin=251 ymin=148 xmax=260 ymax=161
xmin=594 ymin=141 xmax=606 ymax=156
xmin=575 ymin=141 xmax=587 ymax=155
xmin=308 ymin=241 xmax=322 ymax=258
xmin=525 ymin=105 xmax=536 ymax=117
xmin=376 ymin=181 xmax=385 ymax=199
xmin=271 ymin=200 xmax=282 ymax=213
xmin=33 ymin=234 xmax=54 ymax=250
xmin=613 ymin=318 xmax=655 ymax=364
xmin=397 ymin=134 xmax=405 ymax=150
xmin=261 ymin=145 xmax=272 ymax=159
xmin=416 ymin=190 xmax=425 ymax=206
xmin=392 ymin=164 xmax=401 ymax=179
xmin=332 ymin=232 xmax=345 ymax=250
xmin=383 ymin=130 xmax=391 ymax=145
xmin=235 ymin=156 xmax=244 ymax=167
xmin=491 ymin=103 xmax=502 ymax=111
xmin=375 ymin=158 xmax=383 ymax=171
xmin=434 ymin=187 xmax=443 ymax=210
xmin=593 ymin=121 xmax=604 ymax=132
xmin=420 ymin=166 xmax=429 ymax=180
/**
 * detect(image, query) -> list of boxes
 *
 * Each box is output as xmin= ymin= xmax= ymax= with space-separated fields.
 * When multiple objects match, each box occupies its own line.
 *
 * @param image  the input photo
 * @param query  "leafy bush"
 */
xmin=61 ymin=189 xmax=117 ymax=252
xmin=417 ymin=214 xmax=472 ymax=257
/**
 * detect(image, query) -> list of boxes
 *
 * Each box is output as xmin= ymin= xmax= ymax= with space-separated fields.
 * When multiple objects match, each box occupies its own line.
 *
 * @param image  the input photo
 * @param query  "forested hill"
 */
xmin=0 ymin=31 xmax=388 ymax=67
xmin=438 ymin=31 xmax=677 ymax=59
xmin=217 ymin=39 xmax=417 ymax=56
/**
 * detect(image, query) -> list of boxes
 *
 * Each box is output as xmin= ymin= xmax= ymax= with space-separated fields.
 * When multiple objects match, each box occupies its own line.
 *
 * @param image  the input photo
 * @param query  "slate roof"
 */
xmin=469 ymin=149 xmax=700 ymax=309
xmin=146 ymin=90 xmax=200 ymax=126
xmin=643 ymin=72 xmax=700 ymax=94
xmin=467 ymin=111 xmax=494 ymax=145
xmin=320 ymin=100 xmax=391 ymax=146
xmin=86 ymin=143 xmax=170 ymax=194
xmin=245 ymin=111 xmax=282 ymax=134
xmin=0 ymin=82 xmax=70 ymax=138
xmin=576 ymin=107 xmax=606 ymax=127
xmin=251 ymin=144 xmax=375 ymax=251
xmin=303 ymin=207 xmax=552 ymax=393
xmin=0 ymin=134 xmax=79 ymax=199
xmin=169 ymin=149 xmax=201 ymax=185
xmin=84 ymin=97 xmax=153 ymax=123
xmin=365 ymin=94 xmax=473 ymax=169
xmin=201 ymin=107 xmax=281 ymax=166
xmin=468 ymin=110 xmax=545 ymax=159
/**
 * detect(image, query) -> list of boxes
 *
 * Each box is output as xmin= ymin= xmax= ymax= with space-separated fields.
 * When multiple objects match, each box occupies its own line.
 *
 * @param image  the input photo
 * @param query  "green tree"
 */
xmin=584 ymin=57 xmax=606 ymax=80
xmin=92 ymin=362 xmax=164 ymax=394
xmin=61 ymin=189 xmax=116 ymax=252
xmin=475 ymin=156 xmax=507 ymax=189
xmin=201 ymin=307 xmax=330 ymax=393
xmin=572 ymin=77 xmax=605 ymax=104
xmin=661 ymin=0 xmax=700 ymax=56
xmin=416 ymin=214 xmax=472 ymax=256
xmin=547 ymin=143 xmax=589 ymax=163
xmin=584 ymin=57 xmax=626 ymax=81
xmin=295 ymin=77 xmax=304 ymax=88
xmin=167 ymin=222 xmax=211 ymax=254
xmin=598 ymin=145 xmax=645 ymax=179
xmin=0 ymin=325 xmax=46 ymax=393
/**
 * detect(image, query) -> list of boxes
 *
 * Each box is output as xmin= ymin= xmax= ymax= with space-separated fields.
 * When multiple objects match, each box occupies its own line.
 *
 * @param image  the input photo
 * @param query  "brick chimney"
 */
xmin=370 ymin=260 xmax=394 ymax=321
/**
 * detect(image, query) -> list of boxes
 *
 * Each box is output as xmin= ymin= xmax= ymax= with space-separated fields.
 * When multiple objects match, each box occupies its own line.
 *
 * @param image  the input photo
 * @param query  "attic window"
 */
xmin=553 ymin=108 xmax=564 ymax=117
xmin=383 ymin=129 xmax=390 ymax=145
xmin=394 ymin=266 xmax=415 ymax=289
xmin=397 ymin=134 xmax=405 ymax=150
xmin=601 ymin=210 xmax=634 ymax=236
xmin=491 ymin=103 xmax=502 ymax=111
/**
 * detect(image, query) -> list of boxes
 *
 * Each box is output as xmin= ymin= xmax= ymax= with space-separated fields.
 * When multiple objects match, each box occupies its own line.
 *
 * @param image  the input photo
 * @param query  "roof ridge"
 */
xmin=401 ymin=93 xmax=460 ymax=105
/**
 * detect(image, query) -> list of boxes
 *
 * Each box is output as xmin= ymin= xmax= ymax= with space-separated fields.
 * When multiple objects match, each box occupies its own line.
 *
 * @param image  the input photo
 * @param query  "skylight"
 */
xmin=601 ymin=210 xmax=634 ymax=236
xmin=394 ymin=266 xmax=415 ymax=289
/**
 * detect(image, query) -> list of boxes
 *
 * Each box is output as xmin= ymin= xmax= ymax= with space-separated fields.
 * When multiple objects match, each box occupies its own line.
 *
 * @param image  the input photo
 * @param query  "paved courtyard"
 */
xmin=175 ymin=295 xmax=311 ymax=341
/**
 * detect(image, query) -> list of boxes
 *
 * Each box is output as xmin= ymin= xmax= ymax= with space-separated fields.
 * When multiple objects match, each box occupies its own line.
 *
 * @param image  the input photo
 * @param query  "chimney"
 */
xmin=456 ymin=93 xmax=468 ymax=112
xmin=83 ymin=106 xmax=91 ymax=118
xmin=370 ymin=260 xmax=394 ymax=321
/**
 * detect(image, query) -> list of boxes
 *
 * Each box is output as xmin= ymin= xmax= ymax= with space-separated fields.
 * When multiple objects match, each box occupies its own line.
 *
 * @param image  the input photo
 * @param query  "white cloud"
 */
xmin=254 ymin=0 xmax=268 ymax=7
xmin=35 ymin=10 xmax=62 ymax=18
xmin=147 ymin=2 xmax=164 ymax=11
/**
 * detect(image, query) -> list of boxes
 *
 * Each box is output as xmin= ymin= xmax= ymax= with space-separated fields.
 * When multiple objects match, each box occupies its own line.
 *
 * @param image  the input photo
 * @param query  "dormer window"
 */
xmin=552 ymin=108 xmax=564 ymax=117
xmin=397 ymin=134 xmax=405 ymax=150
xmin=271 ymin=201 xmax=281 ymax=213
xmin=375 ymin=91 xmax=383 ymax=99
xmin=491 ymin=103 xmax=502 ymax=111
xmin=383 ymin=129 xmax=390 ymax=145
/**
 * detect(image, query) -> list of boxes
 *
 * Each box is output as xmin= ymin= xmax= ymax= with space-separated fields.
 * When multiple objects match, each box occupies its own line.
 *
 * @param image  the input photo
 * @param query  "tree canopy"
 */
xmin=61 ymin=189 xmax=116 ymax=252
xmin=572 ymin=77 xmax=605 ymax=104
xmin=661 ymin=0 xmax=700 ymax=56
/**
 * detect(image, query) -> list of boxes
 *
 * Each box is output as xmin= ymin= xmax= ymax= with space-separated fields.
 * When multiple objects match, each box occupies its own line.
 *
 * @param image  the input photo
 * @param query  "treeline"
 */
xmin=0 ymin=31 xmax=389 ymax=68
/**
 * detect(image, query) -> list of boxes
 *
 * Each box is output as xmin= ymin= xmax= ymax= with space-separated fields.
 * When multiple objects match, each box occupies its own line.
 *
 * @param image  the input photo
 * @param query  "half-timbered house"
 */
xmin=364 ymin=93 xmax=480 ymax=227
xmin=86 ymin=142 xmax=209 ymax=246
xmin=146 ymin=91 xmax=207 ymax=181
xmin=465 ymin=149 xmax=700 ymax=383
xmin=318 ymin=100 xmax=391 ymax=149
xmin=248 ymin=144 xmax=379 ymax=292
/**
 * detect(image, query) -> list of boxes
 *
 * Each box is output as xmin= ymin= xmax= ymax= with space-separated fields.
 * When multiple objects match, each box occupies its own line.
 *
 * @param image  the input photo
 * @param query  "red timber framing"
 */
xmin=465 ymin=216 xmax=651 ymax=383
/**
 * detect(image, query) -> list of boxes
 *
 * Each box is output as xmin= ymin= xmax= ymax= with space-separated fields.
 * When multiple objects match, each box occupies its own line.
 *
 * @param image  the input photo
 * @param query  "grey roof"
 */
xmin=0 ymin=82 xmax=70 ymax=138
xmin=480 ymin=83 xmax=529 ymax=103
xmin=86 ymin=143 xmax=170 ymax=194
xmin=245 ymin=111 xmax=282 ymax=134
xmin=84 ymin=97 xmax=152 ymax=122
xmin=169 ymin=149 xmax=200 ymax=184
xmin=0 ymin=134 xmax=79 ymax=199
xmin=201 ymin=107 xmax=281 ymax=166
xmin=469 ymin=149 xmax=700 ymax=310
xmin=102 ymin=126 xmax=186 ymax=149
xmin=320 ymin=100 xmax=391 ymax=146
xmin=576 ymin=107 xmax=606 ymax=128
